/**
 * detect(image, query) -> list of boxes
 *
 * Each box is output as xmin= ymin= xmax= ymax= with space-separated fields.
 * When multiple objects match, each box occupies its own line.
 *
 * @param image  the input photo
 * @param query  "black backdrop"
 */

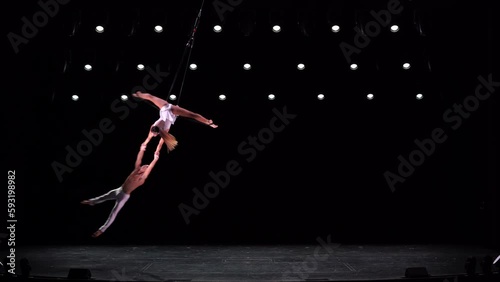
xmin=5 ymin=0 xmax=498 ymax=247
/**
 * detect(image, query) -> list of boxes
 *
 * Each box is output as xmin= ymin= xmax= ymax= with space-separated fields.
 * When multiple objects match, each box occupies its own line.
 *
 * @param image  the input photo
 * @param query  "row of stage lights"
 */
xmin=70 ymin=92 xmax=424 ymax=102
xmin=82 ymin=62 xmax=414 ymax=72
xmin=75 ymin=24 xmax=413 ymax=103
xmin=84 ymin=24 xmax=408 ymax=73
xmin=93 ymin=24 xmax=401 ymax=34
xmin=213 ymin=24 xmax=401 ymax=34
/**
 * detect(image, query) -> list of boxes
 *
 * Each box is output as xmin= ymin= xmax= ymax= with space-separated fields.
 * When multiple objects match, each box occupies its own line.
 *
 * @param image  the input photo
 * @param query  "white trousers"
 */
xmin=89 ymin=187 xmax=130 ymax=232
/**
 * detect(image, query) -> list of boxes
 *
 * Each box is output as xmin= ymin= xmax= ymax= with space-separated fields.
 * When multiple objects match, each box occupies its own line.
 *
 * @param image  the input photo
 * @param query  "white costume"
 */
xmin=88 ymin=187 xmax=130 ymax=232
xmin=153 ymin=104 xmax=178 ymax=131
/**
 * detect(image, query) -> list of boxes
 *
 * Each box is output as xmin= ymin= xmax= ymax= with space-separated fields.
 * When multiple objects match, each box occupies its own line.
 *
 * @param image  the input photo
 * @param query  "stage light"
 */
xmin=403 ymin=62 xmax=411 ymax=70
xmin=218 ymin=94 xmax=226 ymax=101
xmin=154 ymin=25 xmax=163 ymax=33
xmin=137 ymin=64 xmax=145 ymax=71
xmin=327 ymin=0 xmax=343 ymax=35
xmin=272 ymin=25 xmax=281 ymax=33
xmin=169 ymin=94 xmax=177 ymax=100
xmin=297 ymin=63 xmax=305 ymax=70
xmin=213 ymin=25 xmax=222 ymax=33
xmin=350 ymin=63 xmax=358 ymax=70
xmin=84 ymin=64 xmax=92 ymax=71
xmin=268 ymin=94 xmax=276 ymax=100
xmin=243 ymin=63 xmax=251 ymax=70
xmin=120 ymin=95 xmax=128 ymax=101
xmin=367 ymin=93 xmax=374 ymax=100
xmin=95 ymin=25 xmax=104 ymax=33
xmin=493 ymin=255 xmax=500 ymax=269
xmin=189 ymin=63 xmax=198 ymax=70
xmin=72 ymin=95 xmax=79 ymax=101
xmin=151 ymin=10 xmax=167 ymax=34
xmin=317 ymin=94 xmax=325 ymax=100
xmin=416 ymin=93 xmax=423 ymax=100
xmin=390 ymin=25 xmax=399 ymax=32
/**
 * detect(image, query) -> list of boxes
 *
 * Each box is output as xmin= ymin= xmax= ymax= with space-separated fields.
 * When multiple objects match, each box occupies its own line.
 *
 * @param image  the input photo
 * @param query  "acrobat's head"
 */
xmin=138 ymin=165 xmax=149 ymax=174
xmin=150 ymin=125 xmax=160 ymax=137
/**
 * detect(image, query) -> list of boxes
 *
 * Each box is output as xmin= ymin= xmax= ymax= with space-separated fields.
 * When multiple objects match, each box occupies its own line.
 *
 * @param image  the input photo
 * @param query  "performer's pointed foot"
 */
xmin=208 ymin=120 xmax=218 ymax=128
xmin=132 ymin=91 xmax=145 ymax=99
xmin=92 ymin=230 xmax=103 ymax=238
xmin=81 ymin=200 xmax=93 ymax=205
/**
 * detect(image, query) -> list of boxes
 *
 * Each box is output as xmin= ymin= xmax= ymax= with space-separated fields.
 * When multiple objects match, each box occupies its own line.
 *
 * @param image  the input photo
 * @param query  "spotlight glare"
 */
xmin=84 ymin=64 xmax=92 ymax=71
xmin=297 ymin=63 xmax=305 ymax=70
xmin=219 ymin=94 xmax=226 ymax=101
xmin=367 ymin=93 xmax=374 ymax=100
xmin=189 ymin=63 xmax=198 ymax=70
xmin=403 ymin=62 xmax=411 ymax=70
xmin=169 ymin=94 xmax=177 ymax=101
xmin=137 ymin=64 xmax=145 ymax=70
xmin=331 ymin=25 xmax=340 ymax=33
xmin=243 ymin=63 xmax=251 ymax=70
xmin=268 ymin=94 xmax=276 ymax=100
xmin=416 ymin=93 xmax=423 ymax=100
xmin=71 ymin=95 xmax=79 ymax=101
xmin=317 ymin=94 xmax=325 ymax=100
xmin=390 ymin=25 xmax=399 ymax=32
xmin=213 ymin=25 xmax=222 ymax=33
xmin=272 ymin=25 xmax=281 ymax=33
xmin=154 ymin=25 xmax=163 ymax=33
xmin=350 ymin=63 xmax=358 ymax=70
xmin=121 ymin=95 xmax=128 ymax=101
xmin=95 ymin=25 xmax=104 ymax=33
xmin=493 ymin=255 xmax=500 ymax=266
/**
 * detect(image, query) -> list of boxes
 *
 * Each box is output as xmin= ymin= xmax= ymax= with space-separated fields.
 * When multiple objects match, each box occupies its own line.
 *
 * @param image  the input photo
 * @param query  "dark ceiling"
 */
xmin=5 ymin=0 xmax=499 ymax=245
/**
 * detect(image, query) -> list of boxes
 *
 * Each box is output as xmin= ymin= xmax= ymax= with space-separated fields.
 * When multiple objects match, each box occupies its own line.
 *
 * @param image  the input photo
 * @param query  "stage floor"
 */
xmin=13 ymin=243 xmax=499 ymax=281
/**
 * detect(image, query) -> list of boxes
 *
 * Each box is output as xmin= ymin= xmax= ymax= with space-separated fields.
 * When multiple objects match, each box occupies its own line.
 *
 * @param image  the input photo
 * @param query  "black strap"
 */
xmin=168 ymin=0 xmax=206 ymax=106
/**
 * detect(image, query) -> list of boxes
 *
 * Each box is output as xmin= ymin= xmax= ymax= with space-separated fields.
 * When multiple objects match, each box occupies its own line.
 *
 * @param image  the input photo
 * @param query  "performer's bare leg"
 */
xmin=132 ymin=91 xmax=168 ymax=109
xmin=172 ymin=106 xmax=218 ymax=128
xmin=133 ymin=91 xmax=218 ymax=128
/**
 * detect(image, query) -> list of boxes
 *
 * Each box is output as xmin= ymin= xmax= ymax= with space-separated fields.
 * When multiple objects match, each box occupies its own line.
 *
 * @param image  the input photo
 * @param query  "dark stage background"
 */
xmin=4 ymin=0 xmax=499 ymax=247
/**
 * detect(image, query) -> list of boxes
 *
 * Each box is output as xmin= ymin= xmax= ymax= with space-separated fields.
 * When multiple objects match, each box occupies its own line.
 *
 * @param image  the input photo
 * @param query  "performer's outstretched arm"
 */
xmin=155 ymin=137 xmax=164 ymax=153
xmin=142 ymin=139 xmax=163 ymax=178
xmin=135 ymin=143 xmax=147 ymax=170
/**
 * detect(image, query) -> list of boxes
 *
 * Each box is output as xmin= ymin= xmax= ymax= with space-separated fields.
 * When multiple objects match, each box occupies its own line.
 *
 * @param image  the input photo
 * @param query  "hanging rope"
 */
xmin=167 ymin=0 xmax=205 ymax=106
